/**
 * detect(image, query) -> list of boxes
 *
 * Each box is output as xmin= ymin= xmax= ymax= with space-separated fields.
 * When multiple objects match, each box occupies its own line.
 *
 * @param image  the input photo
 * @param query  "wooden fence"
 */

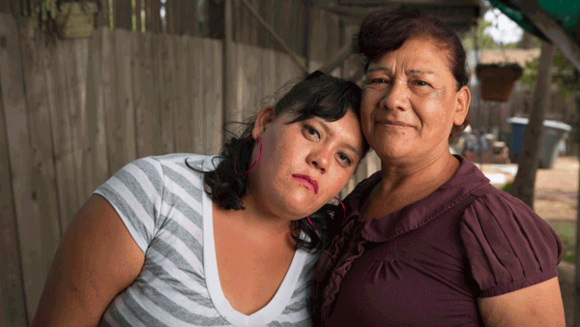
xmin=0 ymin=12 xmax=379 ymax=326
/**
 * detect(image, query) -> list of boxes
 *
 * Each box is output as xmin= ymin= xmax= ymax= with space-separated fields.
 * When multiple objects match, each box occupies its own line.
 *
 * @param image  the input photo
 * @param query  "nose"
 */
xmin=380 ymin=80 xmax=408 ymax=111
xmin=309 ymin=148 xmax=331 ymax=174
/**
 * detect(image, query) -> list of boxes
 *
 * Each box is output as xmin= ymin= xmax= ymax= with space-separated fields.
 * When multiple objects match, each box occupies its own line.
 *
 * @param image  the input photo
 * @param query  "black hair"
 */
xmin=354 ymin=8 xmax=471 ymax=139
xmin=191 ymin=71 xmax=369 ymax=252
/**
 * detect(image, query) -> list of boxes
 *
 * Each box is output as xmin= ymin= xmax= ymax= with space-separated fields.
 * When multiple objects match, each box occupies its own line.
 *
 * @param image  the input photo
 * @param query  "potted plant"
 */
xmin=476 ymin=63 xmax=523 ymax=102
xmin=54 ymin=0 xmax=100 ymax=39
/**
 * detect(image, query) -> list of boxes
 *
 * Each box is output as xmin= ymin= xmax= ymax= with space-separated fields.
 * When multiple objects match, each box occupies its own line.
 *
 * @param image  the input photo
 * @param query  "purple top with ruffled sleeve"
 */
xmin=311 ymin=155 xmax=562 ymax=326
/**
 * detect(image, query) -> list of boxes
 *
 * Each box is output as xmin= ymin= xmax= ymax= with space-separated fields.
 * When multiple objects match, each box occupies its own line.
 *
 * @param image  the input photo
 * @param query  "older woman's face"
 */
xmin=361 ymin=37 xmax=469 ymax=162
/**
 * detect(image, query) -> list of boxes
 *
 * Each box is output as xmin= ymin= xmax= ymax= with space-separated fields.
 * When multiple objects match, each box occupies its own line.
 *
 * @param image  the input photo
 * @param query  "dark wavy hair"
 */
xmin=354 ymin=8 xmax=471 ymax=139
xmin=193 ymin=71 xmax=369 ymax=253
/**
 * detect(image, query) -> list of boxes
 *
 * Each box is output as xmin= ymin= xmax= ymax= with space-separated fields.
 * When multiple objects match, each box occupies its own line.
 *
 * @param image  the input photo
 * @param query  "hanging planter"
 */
xmin=476 ymin=63 xmax=523 ymax=102
xmin=55 ymin=1 xmax=99 ymax=39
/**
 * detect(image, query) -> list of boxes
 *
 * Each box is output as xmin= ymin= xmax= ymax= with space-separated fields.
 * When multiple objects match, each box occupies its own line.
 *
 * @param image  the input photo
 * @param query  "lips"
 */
xmin=292 ymin=174 xmax=318 ymax=194
xmin=376 ymin=119 xmax=413 ymax=128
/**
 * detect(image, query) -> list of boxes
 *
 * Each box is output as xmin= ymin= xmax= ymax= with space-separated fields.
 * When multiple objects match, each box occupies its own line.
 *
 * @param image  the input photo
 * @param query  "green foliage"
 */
xmin=500 ymin=180 xmax=512 ymax=193
xmin=546 ymin=220 xmax=576 ymax=264
xmin=521 ymin=50 xmax=580 ymax=99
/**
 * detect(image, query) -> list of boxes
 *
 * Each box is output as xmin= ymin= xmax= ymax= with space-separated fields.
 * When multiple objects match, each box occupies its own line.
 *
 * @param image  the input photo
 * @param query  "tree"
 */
xmin=508 ymin=42 xmax=557 ymax=207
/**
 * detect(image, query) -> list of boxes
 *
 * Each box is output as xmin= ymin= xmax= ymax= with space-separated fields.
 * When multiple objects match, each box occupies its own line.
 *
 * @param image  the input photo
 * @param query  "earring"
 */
xmin=234 ymin=136 xmax=262 ymax=175
xmin=307 ymin=196 xmax=347 ymax=233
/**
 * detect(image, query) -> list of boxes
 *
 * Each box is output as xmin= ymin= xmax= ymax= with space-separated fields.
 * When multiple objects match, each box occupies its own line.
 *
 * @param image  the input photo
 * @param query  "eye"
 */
xmin=303 ymin=124 xmax=321 ymax=141
xmin=414 ymin=80 xmax=430 ymax=87
xmin=337 ymin=152 xmax=352 ymax=166
xmin=367 ymin=78 xmax=389 ymax=85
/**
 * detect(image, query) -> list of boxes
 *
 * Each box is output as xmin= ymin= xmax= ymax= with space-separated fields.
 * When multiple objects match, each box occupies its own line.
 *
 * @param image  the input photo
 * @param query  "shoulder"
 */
xmin=148 ymin=153 xmax=222 ymax=186
xmin=464 ymin=185 xmax=547 ymax=227
xmin=459 ymin=186 xmax=563 ymax=297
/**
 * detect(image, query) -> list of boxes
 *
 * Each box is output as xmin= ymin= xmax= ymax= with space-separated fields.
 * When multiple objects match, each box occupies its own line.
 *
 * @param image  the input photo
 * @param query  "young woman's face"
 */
xmin=360 ymin=37 xmax=470 ymax=163
xmin=249 ymin=107 xmax=365 ymax=220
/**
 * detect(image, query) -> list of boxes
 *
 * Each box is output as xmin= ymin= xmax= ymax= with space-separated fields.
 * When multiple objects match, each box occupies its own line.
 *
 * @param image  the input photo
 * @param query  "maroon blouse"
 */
xmin=311 ymin=156 xmax=562 ymax=326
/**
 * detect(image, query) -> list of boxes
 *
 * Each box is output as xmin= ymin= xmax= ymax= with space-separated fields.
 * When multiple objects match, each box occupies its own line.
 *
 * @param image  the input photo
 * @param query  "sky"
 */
xmin=484 ymin=8 xmax=524 ymax=45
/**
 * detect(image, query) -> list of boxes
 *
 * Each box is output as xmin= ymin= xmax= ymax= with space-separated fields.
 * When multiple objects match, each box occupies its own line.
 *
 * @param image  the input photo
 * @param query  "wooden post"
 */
xmin=509 ymin=42 xmax=557 ymax=207
xmin=146 ymin=0 xmax=161 ymax=33
xmin=115 ymin=0 xmax=133 ymax=30
xmin=97 ymin=0 xmax=110 ymax=27
xmin=135 ymin=0 xmax=142 ymax=32
xmin=575 ymin=94 xmax=580 ymax=327
xmin=181 ymin=0 xmax=195 ymax=35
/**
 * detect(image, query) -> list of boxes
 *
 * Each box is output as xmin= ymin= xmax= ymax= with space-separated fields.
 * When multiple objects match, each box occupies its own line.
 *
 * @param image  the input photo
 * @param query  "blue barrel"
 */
xmin=507 ymin=117 xmax=572 ymax=168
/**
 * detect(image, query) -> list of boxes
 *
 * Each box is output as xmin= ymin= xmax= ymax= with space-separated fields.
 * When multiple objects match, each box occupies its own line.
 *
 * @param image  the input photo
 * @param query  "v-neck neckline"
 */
xmin=197 ymin=156 xmax=308 ymax=327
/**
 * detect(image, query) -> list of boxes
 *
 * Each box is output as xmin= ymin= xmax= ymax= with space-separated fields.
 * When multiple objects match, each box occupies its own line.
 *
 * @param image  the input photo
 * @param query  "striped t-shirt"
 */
xmin=94 ymin=153 xmax=319 ymax=327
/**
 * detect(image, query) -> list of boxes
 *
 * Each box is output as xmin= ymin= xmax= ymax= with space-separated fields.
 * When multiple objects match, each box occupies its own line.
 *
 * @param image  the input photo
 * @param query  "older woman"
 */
xmin=311 ymin=9 xmax=565 ymax=327
xmin=32 ymin=71 xmax=368 ymax=327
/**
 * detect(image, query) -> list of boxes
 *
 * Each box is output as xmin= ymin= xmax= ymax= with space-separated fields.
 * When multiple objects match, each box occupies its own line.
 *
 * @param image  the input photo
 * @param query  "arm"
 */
xmin=31 ymin=194 xmax=145 ymax=327
xmin=477 ymin=277 xmax=565 ymax=327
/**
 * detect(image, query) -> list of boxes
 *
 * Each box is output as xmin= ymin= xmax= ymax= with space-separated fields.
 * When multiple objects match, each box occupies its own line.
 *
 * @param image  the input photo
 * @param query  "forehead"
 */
xmin=368 ymin=37 xmax=452 ymax=74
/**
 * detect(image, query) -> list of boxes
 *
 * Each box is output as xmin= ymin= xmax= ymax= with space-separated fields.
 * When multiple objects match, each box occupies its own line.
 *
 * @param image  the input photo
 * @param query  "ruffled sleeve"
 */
xmin=459 ymin=191 xmax=563 ymax=298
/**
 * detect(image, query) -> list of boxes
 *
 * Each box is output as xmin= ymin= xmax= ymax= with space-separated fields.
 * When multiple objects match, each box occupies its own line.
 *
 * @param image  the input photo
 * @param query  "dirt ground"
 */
xmin=477 ymin=156 xmax=579 ymax=326
xmin=476 ymin=156 xmax=579 ymax=220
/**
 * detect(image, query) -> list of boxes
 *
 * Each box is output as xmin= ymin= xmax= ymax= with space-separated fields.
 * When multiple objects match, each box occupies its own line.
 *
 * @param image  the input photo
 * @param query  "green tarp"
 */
xmin=489 ymin=0 xmax=579 ymax=44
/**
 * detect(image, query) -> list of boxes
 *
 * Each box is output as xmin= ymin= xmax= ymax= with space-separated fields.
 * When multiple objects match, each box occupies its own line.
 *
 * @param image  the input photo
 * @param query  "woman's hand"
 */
xmin=31 ymin=194 xmax=145 ymax=327
xmin=478 ymin=277 xmax=565 ymax=327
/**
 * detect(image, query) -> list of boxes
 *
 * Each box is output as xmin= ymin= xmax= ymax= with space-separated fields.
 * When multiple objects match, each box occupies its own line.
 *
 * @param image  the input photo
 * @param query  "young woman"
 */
xmin=32 ymin=71 xmax=369 ymax=327
xmin=311 ymin=9 xmax=565 ymax=327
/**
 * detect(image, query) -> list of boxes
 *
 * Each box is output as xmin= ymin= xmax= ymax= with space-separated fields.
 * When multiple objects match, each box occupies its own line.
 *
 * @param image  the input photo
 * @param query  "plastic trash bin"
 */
xmin=507 ymin=117 xmax=572 ymax=168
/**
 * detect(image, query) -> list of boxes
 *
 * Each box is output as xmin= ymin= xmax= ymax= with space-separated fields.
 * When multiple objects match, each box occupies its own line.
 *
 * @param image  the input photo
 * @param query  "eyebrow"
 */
xmin=314 ymin=118 xmax=361 ymax=157
xmin=366 ymin=67 xmax=436 ymax=76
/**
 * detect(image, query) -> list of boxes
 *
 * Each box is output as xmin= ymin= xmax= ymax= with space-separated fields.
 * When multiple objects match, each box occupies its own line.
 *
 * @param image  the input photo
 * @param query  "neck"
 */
xmin=372 ymin=151 xmax=460 ymax=212
xmin=213 ymin=192 xmax=296 ymax=243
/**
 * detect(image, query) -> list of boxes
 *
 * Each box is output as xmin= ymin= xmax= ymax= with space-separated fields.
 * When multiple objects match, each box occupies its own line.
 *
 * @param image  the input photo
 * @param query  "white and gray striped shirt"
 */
xmin=94 ymin=153 xmax=318 ymax=327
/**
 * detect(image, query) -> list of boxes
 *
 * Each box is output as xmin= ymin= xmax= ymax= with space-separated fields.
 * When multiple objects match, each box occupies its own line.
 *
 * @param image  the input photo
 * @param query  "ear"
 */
xmin=453 ymin=85 xmax=471 ymax=126
xmin=252 ymin=106 xmax=276 ymax=138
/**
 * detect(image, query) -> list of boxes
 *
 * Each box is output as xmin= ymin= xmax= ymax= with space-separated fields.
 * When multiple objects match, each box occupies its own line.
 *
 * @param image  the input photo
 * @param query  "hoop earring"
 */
xmin=234 ymin=136 xmax=262 ymax=175
xmin=307 ymin=196 xmax=346 ymax=233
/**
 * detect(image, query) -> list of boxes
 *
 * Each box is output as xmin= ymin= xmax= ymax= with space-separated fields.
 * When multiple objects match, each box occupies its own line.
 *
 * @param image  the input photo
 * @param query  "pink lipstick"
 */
xmin=292 ymin=174 xmax=318 ymax=194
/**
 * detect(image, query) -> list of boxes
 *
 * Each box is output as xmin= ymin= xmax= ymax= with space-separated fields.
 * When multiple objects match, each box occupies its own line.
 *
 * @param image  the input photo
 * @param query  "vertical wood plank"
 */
xmin=115 ymin=0 xmax=133 ymax=30
xmin=0 ymin=13 xmax=54 ymax=320
xmin=135 ymin=0 xmax=142 ymax=32
xmin=174 ymin=34 xmax=194 ymax=152
xmin=97 ymin=0 xmax=111 ymax=27
xmin=44 ymin=37 xmax=80 ymax=234
xmin=189 ymin=36 xmax=205 ymax=154
xmin=243 ymin=44 xmax=260 ymax=116
xmin=233 ymin=0 xmax=242 ymax=43
xmin=164 ymin=0 xmax=175 ymax=34
xmin=249 ymin=0 xmax=258 ymax=46
xmin=101 ymin=28 xmax=122 ymax=175
xmin=19 ymin=10 xmax=62 ymax=245
xmin=204 ymin=38 xmax=223 ymax=155
xmin=60 ymin=38 xmax=92 ymax=207
xmin=276 ymin=51 xmax=301 ymax=91
xmin=236 ymin=43 xmax=249 ymax=122
xmin=262 ymin=47 xmax=276 ymax=105
xmin=146 ymin=0 xmax=161 ymax=33
xmin=133 ymin=31 xmax=161 ymax=157
xmin=181 ymin=0 xmax=195 ymax=35
xmin=84 ymin=28 xmax=109 ymax=195
xmin=156 ymin=33 xmax=176 ymax=154
xmin=0 ymin=20 xmax=27 ymax=325
xmin=113 ymin=29 xmax=136 ymax=167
